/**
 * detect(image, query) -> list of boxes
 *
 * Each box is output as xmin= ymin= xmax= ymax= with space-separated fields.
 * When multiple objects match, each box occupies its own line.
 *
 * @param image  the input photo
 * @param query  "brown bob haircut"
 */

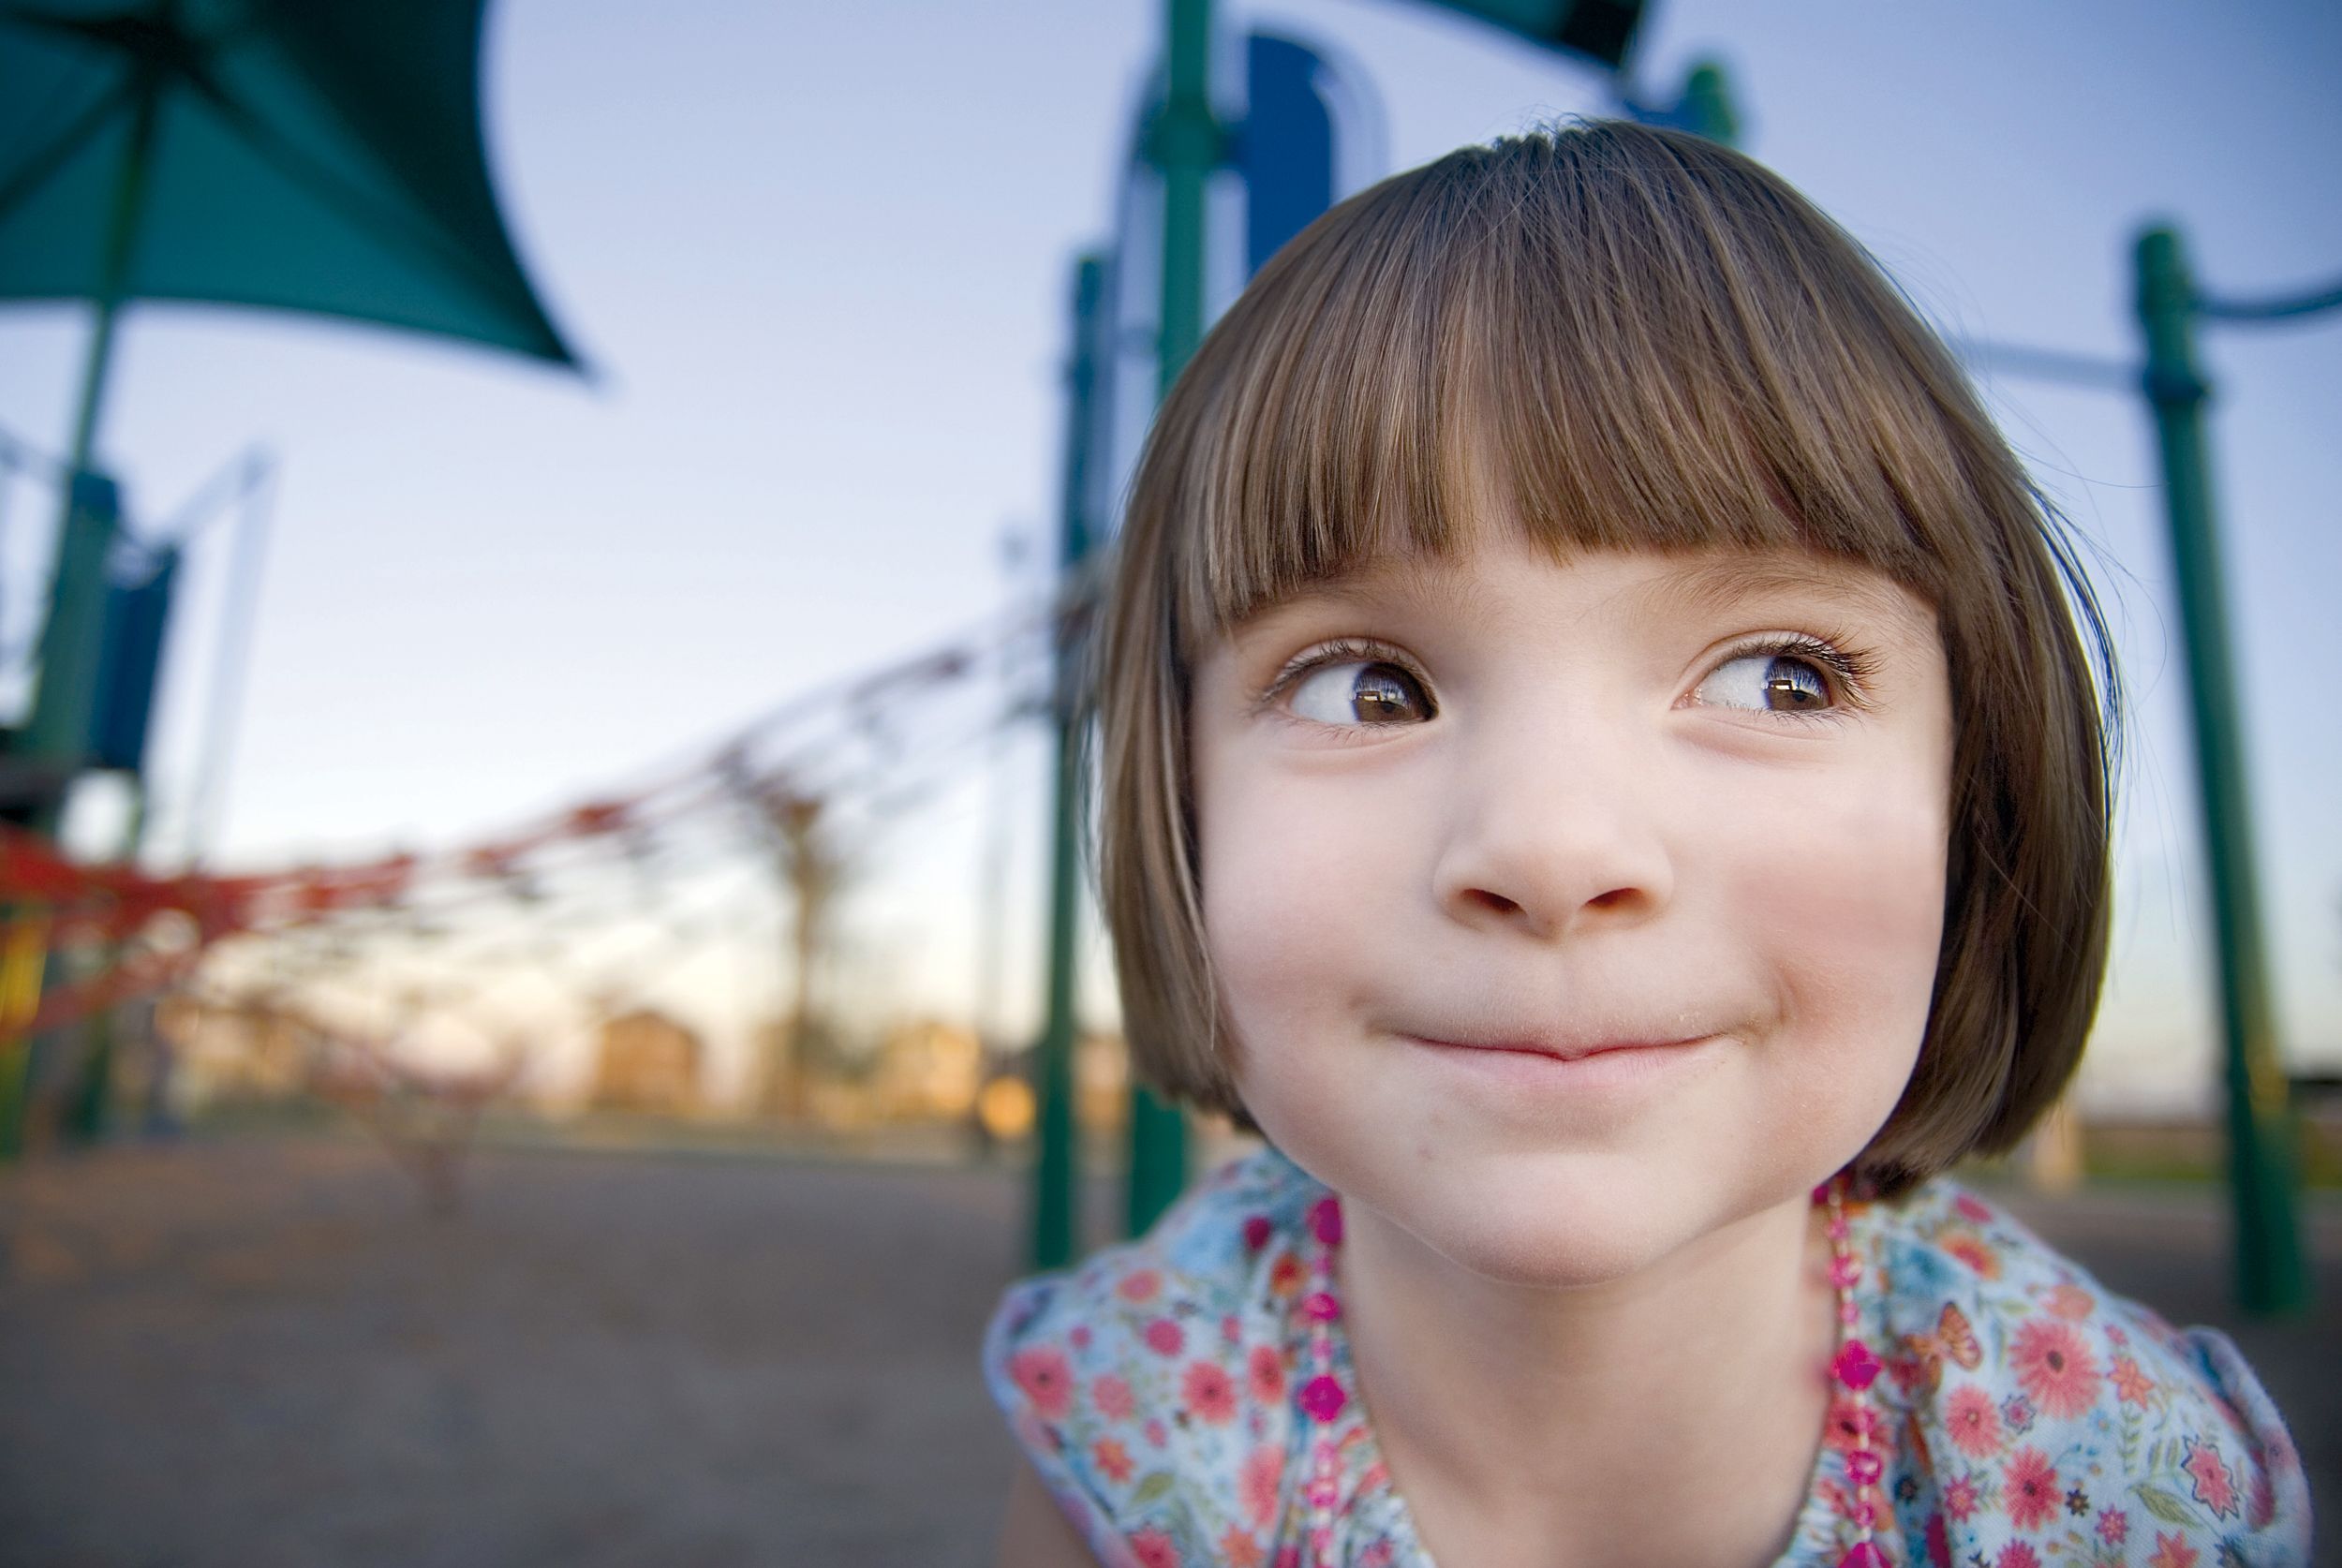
xmin=1091 ymin=120 xmax=2117 ymax=1196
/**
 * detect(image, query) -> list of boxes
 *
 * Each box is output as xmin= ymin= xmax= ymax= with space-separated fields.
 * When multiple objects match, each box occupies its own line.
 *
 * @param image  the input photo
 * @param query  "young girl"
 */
xmin=985 ymin=121 xmax=2310 ymax=1568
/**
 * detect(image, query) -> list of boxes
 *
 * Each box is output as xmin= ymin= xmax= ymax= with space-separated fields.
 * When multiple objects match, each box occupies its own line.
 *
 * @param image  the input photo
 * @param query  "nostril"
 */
xmin=1465 ymin=888 xmax=1523 ymax=917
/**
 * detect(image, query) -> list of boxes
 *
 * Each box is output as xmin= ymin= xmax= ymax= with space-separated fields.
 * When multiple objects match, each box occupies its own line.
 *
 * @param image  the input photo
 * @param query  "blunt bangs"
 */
xmin=1161 ymin=122 xmax=2015 ymax=660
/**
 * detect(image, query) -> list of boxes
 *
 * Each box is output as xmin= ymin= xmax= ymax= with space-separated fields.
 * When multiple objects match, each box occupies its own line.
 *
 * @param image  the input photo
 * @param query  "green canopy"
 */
xmin=1429 ymin=0 xmax=1646 ymax=69
xmin=0 ymin=0 xmax=578 ymax=366
xmin=0 ymin=0 xmax=582 ymax=810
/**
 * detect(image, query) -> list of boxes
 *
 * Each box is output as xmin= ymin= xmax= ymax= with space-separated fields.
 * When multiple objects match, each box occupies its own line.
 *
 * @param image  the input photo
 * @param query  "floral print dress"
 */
xmin=983 ymin=1146 xmax=2310 ymax=1567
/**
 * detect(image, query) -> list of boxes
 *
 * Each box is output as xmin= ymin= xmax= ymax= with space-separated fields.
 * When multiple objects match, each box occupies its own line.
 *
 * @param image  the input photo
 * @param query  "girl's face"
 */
xmin=1190 ymin=534 xmax=1953 ymax=1288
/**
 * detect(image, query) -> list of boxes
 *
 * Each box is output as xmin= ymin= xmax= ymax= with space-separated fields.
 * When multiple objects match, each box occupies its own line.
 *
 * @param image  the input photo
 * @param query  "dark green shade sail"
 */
xmin=0 ymin=0 xmax=579 ymax=366
xmin=1427 ymin=0 xmax=1646 ymax=69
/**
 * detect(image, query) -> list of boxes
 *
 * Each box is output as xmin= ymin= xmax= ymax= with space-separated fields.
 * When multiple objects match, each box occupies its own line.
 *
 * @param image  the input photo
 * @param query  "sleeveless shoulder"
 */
xmin=983 ymin=1146 xmax=1426 ymax=1568
xmin=1863 ymin=1179 xmax=2312 ymax=1567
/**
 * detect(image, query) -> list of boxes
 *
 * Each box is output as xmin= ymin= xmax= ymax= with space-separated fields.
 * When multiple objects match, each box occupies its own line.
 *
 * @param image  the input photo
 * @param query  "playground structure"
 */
xmin=0 ymin=543 xmax=1081 ymax=1165
xmin=0 ymin=0 xmax=2331 ymax=1319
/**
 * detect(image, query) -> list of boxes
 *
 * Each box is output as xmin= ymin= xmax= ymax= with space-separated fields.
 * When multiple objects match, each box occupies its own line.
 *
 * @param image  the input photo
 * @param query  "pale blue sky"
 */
xmin=2 ymin=0 xmax=2336 ymax=1107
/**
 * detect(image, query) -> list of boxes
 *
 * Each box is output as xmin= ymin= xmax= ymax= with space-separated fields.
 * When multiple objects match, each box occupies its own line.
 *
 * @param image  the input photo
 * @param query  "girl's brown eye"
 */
xmin=1698 ymin=652 xmax=1832 ymax=713
xmin=1290 ymin=660 xmax=1435 ymax=726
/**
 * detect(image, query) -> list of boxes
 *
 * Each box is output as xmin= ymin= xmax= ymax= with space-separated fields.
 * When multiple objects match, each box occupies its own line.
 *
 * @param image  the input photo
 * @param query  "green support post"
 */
xmin=64 ymin=780 xmax=150 ymax=1144
xmin=22 ymin=42 xmax=158 ymax=785
xmin=2134 ymin=225 xmax=2306 ymax=1315
xmin=0 ymin=51 xmax=159 ymax=1162
xmin=1030 ymin=254 xmax=1108 ymax=1271
xmin=1124 ymin=0 xmax=1218 ymax=1239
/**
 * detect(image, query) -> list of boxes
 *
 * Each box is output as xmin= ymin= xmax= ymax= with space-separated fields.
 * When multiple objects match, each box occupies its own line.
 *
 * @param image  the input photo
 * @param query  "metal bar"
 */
xmin=181 ymin=451 xmax=275 ymax=865
xmin=1030 ymin=254 xmax=1107 ymax=1270
xmin=20 ymin=57 xmax=165 ymax=773
xmin=1124 ymin=0 xmax=1215 ymax=1239
xmin=2133 ymin=224 xmax=2307 ymax=1314
xmin=2195 ymin=274 xmax=2342 ymax=323
xmin=1946 ymin=336 xmax=2137 ymax=392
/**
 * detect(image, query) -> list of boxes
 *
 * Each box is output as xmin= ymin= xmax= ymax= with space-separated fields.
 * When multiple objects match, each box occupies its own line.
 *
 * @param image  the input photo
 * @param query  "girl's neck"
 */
xmin=1340 ymin=1191 xmax=1837 ymax=1568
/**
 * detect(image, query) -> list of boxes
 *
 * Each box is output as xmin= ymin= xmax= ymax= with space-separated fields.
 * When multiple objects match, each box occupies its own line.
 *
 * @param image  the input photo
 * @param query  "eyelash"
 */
xmin=1704 ymin=630 xmax=1880 ymax=720
xmin=1257 ymin=631 xmax=1880 ymax=725
xmin=1259 ymin=637 xmax=1429 ymax=722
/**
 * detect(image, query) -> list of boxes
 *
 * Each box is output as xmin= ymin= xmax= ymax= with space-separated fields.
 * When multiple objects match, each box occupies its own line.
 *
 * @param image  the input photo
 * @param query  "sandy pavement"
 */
xmin=2 ymin=1132 xmax=1036 ymax=1568
xmin=2 ymin=1132 xmax=2334 ymax=1566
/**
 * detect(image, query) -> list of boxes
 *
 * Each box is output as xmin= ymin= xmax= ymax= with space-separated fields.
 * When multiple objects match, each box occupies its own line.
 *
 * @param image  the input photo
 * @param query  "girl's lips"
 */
xmin=1401 ymin=1032 xmax=1711 ymax=1062
xmin=1400 ymin=1033 xmax=1725 ymax=1096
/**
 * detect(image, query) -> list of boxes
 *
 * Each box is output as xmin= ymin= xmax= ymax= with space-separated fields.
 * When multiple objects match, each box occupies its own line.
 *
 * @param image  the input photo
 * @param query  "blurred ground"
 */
xmin=0 ymin=1133 xmax=2333 ymax=1567
xmin=0 ymin=1133 xmax=1031 ymax=1568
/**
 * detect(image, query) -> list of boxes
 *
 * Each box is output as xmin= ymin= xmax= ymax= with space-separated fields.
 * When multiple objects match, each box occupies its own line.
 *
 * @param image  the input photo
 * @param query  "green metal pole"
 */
xmin=22 ymin=64 xmax=161 ymax=781
xmin=1030 ymin=254 xmax=1108 ymax=1271
xmin=2133 ymin=225 xmax=2306 ymax=1314
xmin=0 ymin=64 xmax=160 ymax=1164
xmin=1124 ymin=0 xmax=1217 ymax=1239
xmin=63 ymin=778 xmax=149 ymax=1145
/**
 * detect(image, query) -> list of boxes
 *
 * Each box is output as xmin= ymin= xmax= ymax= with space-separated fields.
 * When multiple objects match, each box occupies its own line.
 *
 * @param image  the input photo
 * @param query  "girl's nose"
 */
xmin=1428 ymin=715 xmax=1675 ymax=941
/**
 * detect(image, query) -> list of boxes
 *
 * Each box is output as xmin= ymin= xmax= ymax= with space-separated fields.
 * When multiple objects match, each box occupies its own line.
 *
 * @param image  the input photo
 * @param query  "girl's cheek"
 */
xmin=1718 ymin=768 xmax=1949 ymax=1024
xmin=1196 ymin=764 xmax=1413 ymax=1016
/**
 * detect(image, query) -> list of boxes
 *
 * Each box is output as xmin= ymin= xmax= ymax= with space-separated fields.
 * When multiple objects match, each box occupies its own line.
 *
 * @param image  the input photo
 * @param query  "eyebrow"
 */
xmin=1644 ymin=554 xmax=1934 ymax=632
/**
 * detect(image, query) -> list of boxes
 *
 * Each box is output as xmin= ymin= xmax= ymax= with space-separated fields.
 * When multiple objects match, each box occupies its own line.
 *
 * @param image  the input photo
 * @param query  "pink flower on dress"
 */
xmin=1144 ymin=1417 xmax=1167 ymax=1448
xmin=1994 ymin=1544 xmax=2039 ymax=1568
xmin=1243 ymin=1214 xmax=1273 ymax=1251
xmin=1091 ymin=1373 xmax=1135 ymax=1421
xmin=1092 ymin=1437 xmax=1134 ymax=1485
xmin=1144 ymin=1317 xmax=1185 ymax=1356
xmin=1954 ymin=1192 xmax=1994 ymax=1224
xmin=1009 ymin=1346 xmax=1074 ymax=1421
xmin=1269 ymin=1252 xmax=1305 ymax=1296
xmin=1945 ymin=1384 xmax=2003 ymax=1458
xmin=2003 ymin=1446 xmax=2059 ymax=1531
xmin=1241 ymin=1443 xmax=1283 ymax=1528
xmin=1070 ymin=1324 xmax=1091 ymax=1351
xmin=2046 ymin=1282 xmax=2095 ymax=1320
xmin=2111 ymin=1355 xmax=2154 ymax=1406
xmin=1183 ymin=1359 xmax=1238 ymax=1424
xmin=1924 ymin=1511 xmax=1950 ymax=1568
xmin=1249 ymin=1343 xmax=1285 ymax=1406
xmin=1118 ymin=1267 xmax=1163 ymax=1303
xmin=1219 ymin=1526 xmax=1263 ymax=1568
xmin=2010 ymin=1317 xmax=2099 ymax=1418
xmin=1942 ymin=1472 xmax=1979 ymax=1521
xmin=2146 ymin=1532 xmax=2201 ymax=1568
xmin=2096 ymin=1508 xmax=2128 ymax=1546
xmin=1130 ymin=1526 xmax=1180 ymax=1568
xmin=2183 ymin=1438 xmax=2238 ymax=1517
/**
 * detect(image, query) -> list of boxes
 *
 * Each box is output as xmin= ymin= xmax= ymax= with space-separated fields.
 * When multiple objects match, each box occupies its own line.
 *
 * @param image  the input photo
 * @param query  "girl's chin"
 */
xmin=1345 ymin=1158 xmax=1820 ymax=1293
xmin=1393 ymin=1205 xmax=1707 ymax=1291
